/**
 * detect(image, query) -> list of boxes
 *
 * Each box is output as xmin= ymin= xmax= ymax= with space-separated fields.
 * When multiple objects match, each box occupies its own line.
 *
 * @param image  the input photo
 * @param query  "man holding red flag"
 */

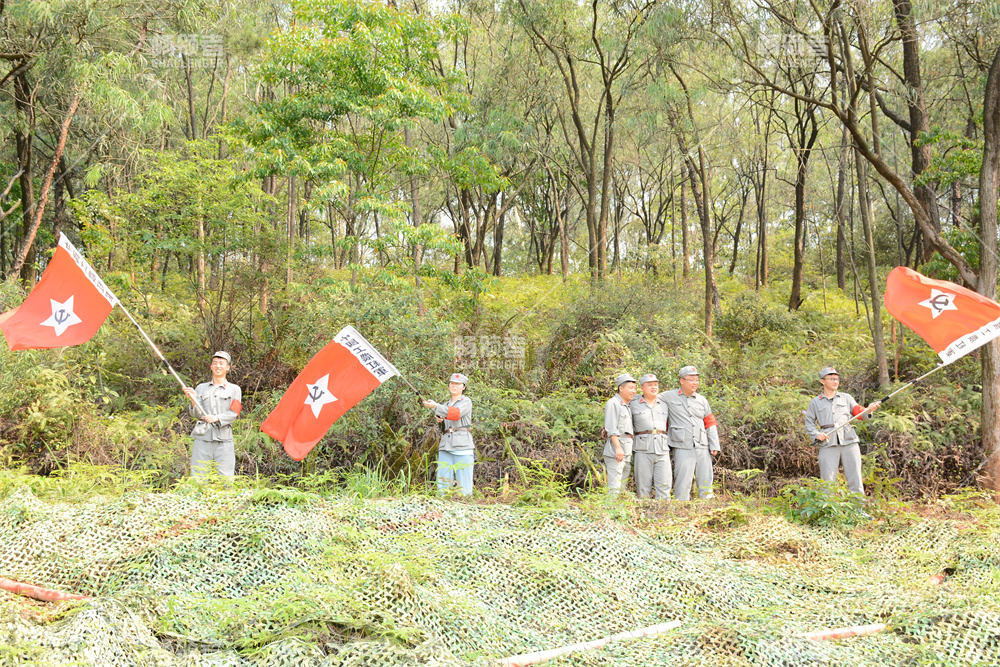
xmin=803 ymin=367 xmax=880 ymax=495
xmin=183 ymin=351 xmax=243 ymax=477
xmin=0 ymin=234 xmax=118 ymax=350
xmin=261 ymin=326 xmax=399 ymax=460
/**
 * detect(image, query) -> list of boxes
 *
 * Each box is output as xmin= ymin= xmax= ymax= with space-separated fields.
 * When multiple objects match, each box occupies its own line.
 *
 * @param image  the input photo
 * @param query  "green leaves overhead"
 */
xmin=232 ymin=0 xmax=469 ymax=200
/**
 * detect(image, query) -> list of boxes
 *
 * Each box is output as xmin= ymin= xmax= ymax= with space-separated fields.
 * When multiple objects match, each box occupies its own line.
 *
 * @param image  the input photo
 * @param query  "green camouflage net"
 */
xmin=1 ymin=484 xmax=999 ymax=666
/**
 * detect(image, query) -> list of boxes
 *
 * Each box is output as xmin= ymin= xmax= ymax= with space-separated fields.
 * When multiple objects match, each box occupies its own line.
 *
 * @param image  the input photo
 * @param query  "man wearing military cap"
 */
xmin=603 ymin=373 xmax=637 ymax=494
xmin=423 ymin=372 xmax=475 ymax=495
xmin=803 ymin=367 xmax=880 ymax=495
xmin=630 ymin=373 xmax=672 ymax=499
xmin=659 ymin=365 xmax=720 ymax=501
xmin=183 ymin=351 xmax=243 ymax=477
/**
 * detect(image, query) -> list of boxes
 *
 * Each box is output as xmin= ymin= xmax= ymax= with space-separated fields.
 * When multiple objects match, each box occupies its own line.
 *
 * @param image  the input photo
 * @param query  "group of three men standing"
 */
xmin=604 ymin=366 xmax=719 ymax=501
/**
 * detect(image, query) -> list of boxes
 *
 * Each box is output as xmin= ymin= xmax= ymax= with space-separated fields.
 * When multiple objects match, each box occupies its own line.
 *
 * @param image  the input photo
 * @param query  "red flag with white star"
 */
xmin=260 ymin=325 xmax=399 ymax=460
xmin=884 ymin=266 xmax=1000 ymax=364
xmin=0 ymin=234 xmax=119 ymax=350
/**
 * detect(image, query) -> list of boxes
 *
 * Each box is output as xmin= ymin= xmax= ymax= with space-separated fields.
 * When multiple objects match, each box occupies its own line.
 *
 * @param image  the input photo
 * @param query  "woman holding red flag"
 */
xmin=423 ymin=373 xmax=474 ymax=495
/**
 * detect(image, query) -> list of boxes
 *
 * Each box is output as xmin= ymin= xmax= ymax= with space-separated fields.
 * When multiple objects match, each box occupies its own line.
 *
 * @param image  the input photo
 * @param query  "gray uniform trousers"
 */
xmin=671 ymin=448 xmax=713 ymax=501
xmin=634 ymin=449 xmax=672 ymax=500
xmin=818 ymin=444 xmax=863 ymax=494
xmin=603 ymin=436 xmax=633 ymax=493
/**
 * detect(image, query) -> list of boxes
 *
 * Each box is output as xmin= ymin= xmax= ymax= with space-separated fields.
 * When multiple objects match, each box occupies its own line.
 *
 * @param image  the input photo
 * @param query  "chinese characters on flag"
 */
xmin=0 ymin=234 xmax=119 ymax=350
xmin=884 ymin=266 xmax=1000 ymax=364
xmin=260 ymin=326 xmax=399 ymax=460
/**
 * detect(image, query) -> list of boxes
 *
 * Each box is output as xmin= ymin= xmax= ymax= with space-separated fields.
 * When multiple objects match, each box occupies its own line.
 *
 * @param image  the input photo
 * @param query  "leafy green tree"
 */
xmin=230 ymin=0 xmax=468 ymax=289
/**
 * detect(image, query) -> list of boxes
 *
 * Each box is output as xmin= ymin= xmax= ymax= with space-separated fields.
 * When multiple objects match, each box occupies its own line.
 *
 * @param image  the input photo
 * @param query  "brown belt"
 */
xmin=635 ymin=429 xmax=666 ymax=435
xmin=445 ymin=426 xmax=471 ymax=434
xmin=819 ymin=424 xmax=836 ymax=429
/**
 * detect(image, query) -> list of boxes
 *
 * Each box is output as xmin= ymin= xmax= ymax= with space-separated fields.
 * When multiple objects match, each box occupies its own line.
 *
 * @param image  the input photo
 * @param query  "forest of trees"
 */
xmin=1 ymin=0 xmax=999 ymax=494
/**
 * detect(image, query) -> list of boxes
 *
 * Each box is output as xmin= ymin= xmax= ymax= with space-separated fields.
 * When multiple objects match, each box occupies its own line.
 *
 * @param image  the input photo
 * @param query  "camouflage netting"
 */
xmin=1 ymin=484 xmax=999 ymax=666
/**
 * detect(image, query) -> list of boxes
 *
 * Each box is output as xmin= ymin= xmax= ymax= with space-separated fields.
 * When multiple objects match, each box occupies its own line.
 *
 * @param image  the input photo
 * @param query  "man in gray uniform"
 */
xmin=629 ymin=373 xmax=672 ymax=499
xmin=803 ymin=366 xmax=880 ymax=494
xmin=603 ymin=374 xmax=636 ymax=494
xmin=183 ymin=351 xmax=243 ymax=477
xmin=661 ymin=365 xmax=719 ymax=501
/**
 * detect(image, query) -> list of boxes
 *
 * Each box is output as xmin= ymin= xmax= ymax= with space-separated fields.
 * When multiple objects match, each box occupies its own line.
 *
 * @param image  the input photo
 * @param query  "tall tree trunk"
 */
xmin=11 ymin=95 xmax=80 ymax=280
xmin=405 ymin=127 xmax=424 ymax=296
xmin=13 ymin=71 xmax=35 ymax=283
xmin=680 ymin=183 xmax=690 ymax=278
xmin=493 ymin=207 xmax=506 ymax=277
xmin=854 ymin=148 xmax=891 ymax=389
xmin=286 ymin=175 xmax=296 ymax=284
xmin=836 ymin=126 xmax=849 ymax=290
xmin=891 ymin=0 xmax=941 ymax=259
xmin=788 ymin=155 xmax=808 ymax=310
xmin=184 ymin=55 xmax=198 ymax=141
xmin=979 ymin=45 xmax=1000 ymax=494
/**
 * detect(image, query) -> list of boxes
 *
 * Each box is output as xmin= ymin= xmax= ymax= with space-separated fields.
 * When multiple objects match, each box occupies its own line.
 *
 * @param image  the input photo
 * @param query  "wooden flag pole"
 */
xmin=116 ymin=301 xmax=208 ymax=418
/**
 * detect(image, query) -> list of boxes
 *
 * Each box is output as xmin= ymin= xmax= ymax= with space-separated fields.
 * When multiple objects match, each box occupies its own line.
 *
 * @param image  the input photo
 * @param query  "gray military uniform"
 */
xmin=603 ymin=395 xmax=634 ymax=493
xmin=629 ymin=396 xmax=672 ymax=499
xmin=435 ymin=395 xmax=474 ymax=452
xmin=189 ymin=381 xmax=242 ymax=477
xmin=660 ymin=389 xmax=719 ymax=500
xmin=803 ymin=392 xmax=869 ymax=494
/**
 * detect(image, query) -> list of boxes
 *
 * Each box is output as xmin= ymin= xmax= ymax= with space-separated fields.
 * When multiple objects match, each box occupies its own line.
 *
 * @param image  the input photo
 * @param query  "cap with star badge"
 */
xmin=819 ymin=366 xmax=839 ymax=379
xmin=615 ymin=373 xmax=637 ymax=387
xmin=638 ymin=373 xmax=658 ymax=384
xmin=448 ymin=372 xmax=469 ymax=385
xmin=678 ymin=365 xmax=699 ymax=378
xmin=212 ymin=351 xmax=232 ymax=364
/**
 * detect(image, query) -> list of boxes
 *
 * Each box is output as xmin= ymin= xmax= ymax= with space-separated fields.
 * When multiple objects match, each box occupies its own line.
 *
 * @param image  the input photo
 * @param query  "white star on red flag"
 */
xmin=917 ymin=289 xmax=959 ymax=319
xmin=304 ymin=374 xmax=339 ymax=418
xmin=40 ymin=296 xmax=83 ymax=336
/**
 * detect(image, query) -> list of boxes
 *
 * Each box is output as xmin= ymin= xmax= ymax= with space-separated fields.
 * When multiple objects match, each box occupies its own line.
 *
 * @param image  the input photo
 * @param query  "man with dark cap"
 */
xmin=183 ymin=351 xmax=243 ymax=477
xmin=603 ymin=373 xmax=636 ymax=494
xmin=630 ymin=373 xmax=672 ymax=499
xmin=803 ymin=366 xmax=880 ymax=494
xmin=660 ymin=365 xmax=720 ymax=501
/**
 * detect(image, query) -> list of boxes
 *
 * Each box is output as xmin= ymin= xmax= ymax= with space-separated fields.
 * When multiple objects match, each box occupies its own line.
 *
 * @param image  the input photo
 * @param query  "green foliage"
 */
xmin=716 ymin=291 xmax=793 ymax=347
xmin=770 ymin=479 xmax=872 ymax=527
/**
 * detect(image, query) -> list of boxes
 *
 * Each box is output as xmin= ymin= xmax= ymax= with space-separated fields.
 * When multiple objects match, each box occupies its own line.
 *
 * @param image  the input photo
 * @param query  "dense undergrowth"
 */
xmin=0 ymin=269 xmax=987 ymax=501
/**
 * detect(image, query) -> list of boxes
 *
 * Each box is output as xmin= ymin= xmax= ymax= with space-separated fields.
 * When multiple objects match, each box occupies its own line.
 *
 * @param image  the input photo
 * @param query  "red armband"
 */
xmin=446 ymin=407 xmax=461 ymax=421
xmin=851 ymin=405 xmax=864 ymax=417
xmin=704 ymin=414 xmax=717 ymax=428
xmin=230 ymin=399 xmax=243 ymax=415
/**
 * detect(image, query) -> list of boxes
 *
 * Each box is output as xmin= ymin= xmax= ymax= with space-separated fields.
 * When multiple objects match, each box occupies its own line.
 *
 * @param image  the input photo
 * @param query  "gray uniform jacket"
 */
xmin=629 ymin=396 xmax=670 ymax=455
xmin=603 ymin=395 xmax=634 ymax=458
xmin=189 ymin=381 xmax=242 ymax=441
xmin=436 ymin=395 xmax=474 ymax=452
xmin=803 ymin=392 xmax=870 ymax=447
xmin=659 ymin=389 xmax=720 ymax=451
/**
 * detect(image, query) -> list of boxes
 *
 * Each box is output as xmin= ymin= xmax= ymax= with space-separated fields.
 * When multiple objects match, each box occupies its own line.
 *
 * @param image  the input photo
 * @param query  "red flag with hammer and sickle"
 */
xmin=261 ymin=325 xmax=399 ymax=460
xmin=884 ymin=266 xmax=1000 ymax=365
xmin=0 ymin=234 xmax=119 ymax=350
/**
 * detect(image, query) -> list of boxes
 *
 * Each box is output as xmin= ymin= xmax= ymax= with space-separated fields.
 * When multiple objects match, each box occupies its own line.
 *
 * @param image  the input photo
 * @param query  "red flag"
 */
xmin=261 ymin=325 xmax=399 ymax=460
xmin=884 ymin=266 xmax=1000 ymax=364
xmin=0 ymin=234 xmax=119 ymax=351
